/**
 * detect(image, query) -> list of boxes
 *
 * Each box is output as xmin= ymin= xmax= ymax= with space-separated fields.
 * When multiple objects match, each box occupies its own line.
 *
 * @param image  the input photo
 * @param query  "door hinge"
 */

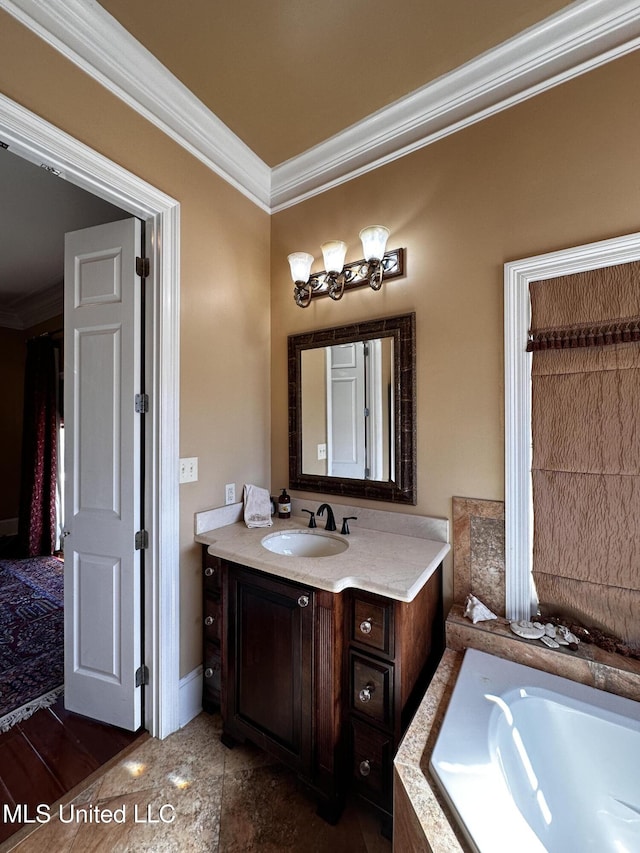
xmin=363 ymin=407 xmax=370 ymax=418
xmin=135 ymin=393 xmax=149 ymax=413
xmin=136 ymin=256 xmax=150 ymax=278
xmin=135 ymin=664 xmax=149 ymax=687
xmin=135 ymin=529 xmax=149 ymax=550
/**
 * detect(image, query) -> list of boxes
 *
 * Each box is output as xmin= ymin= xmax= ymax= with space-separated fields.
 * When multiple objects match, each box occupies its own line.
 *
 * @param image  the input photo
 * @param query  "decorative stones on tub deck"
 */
xmin=509 ymin=619 xmax=580 ymax=649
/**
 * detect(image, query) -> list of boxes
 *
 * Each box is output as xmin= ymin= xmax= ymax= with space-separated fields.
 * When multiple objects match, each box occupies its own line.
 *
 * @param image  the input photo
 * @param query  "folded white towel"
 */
xmin=243 ymin=484 xmax=273 ymax=528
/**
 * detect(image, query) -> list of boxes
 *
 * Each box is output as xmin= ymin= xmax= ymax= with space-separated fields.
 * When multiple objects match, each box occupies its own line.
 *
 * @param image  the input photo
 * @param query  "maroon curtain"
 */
xmin=17 ymin=335 xmax=58 ymax=557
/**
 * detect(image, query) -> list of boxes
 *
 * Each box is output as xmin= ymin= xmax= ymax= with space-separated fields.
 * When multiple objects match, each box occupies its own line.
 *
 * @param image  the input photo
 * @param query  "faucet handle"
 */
xmin=341 ymin=516 xmax=358 ymax=535
xmin=301 ymin=509 xmax=316 ymax=528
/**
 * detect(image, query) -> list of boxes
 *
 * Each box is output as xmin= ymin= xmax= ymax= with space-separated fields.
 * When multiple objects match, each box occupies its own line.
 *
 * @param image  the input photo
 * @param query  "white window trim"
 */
xmin=504 ymin=231 xmax=640 ymax=619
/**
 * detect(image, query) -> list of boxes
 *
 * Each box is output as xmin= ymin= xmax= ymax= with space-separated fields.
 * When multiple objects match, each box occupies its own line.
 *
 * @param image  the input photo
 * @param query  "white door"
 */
xmin=327 ymin=342 xmax=366 ymax=478
xmin=63 ymin=218 xmax=143 ymax=731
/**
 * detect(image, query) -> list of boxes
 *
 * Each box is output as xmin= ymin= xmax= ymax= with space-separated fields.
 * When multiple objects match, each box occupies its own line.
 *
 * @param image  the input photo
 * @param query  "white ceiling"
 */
xmin=0 ymin=147 xmax=127 ymax=329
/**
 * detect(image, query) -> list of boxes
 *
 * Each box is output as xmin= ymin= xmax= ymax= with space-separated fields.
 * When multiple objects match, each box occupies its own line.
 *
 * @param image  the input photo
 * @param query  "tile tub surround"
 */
xmin=393 ymin=606 xmax=640 ymax=851
xmin=452 ymin=497 xmax=505 ymax=617
xmin=196 ymin=514 xmax=450 ymax=603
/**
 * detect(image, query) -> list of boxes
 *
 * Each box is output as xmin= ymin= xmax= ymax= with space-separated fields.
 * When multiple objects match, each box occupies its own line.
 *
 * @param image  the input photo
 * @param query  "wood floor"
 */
xmin=0 ymin=697 xmax=143 ymax=845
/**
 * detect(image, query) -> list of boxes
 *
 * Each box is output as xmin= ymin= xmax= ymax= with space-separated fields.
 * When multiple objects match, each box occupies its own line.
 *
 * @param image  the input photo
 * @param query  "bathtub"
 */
xmin=430 ymin=648 xmax=640 ymax=853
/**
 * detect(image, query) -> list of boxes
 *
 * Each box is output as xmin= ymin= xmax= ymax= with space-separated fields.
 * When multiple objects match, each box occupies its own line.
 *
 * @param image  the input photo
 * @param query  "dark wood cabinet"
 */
xmin=346 ymin=570 xmax=443 ymax=825
xmin=220 ymin=561 xmax=346 ymax=819
xmin=201 ymin=550 xmax=223 ymax=712
xmin=223 ymin=563 xmax=314 ymax=773
xmin=201 ymin=546 xmax=442 ymax=828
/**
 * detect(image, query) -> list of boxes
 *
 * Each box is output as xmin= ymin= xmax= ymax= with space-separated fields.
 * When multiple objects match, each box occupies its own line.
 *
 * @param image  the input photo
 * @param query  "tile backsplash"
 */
xmin=452 ymin=497 xmax=505 ymax=616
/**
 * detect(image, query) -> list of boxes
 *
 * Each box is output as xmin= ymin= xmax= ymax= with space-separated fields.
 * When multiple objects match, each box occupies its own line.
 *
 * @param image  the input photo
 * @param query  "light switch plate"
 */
xmin=179 ymin=457 xmax=198 ymax=483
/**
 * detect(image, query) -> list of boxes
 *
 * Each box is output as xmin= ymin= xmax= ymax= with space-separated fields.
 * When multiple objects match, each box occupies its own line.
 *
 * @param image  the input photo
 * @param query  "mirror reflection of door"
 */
xmin=327 ymin=343 xmax=366 ymax=478
xmin=300 ymin=338 xmax=393 ymax=481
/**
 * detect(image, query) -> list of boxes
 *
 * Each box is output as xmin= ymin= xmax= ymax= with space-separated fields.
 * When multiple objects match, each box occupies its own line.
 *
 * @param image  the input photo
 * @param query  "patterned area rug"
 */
xmin=0 ymin=556 xmax=64 ymax=731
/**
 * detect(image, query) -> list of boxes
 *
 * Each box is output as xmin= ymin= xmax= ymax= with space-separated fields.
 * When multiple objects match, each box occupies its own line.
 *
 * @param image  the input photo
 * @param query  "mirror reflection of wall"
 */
xmin=301 ymin=337 xmax=394 ymax=482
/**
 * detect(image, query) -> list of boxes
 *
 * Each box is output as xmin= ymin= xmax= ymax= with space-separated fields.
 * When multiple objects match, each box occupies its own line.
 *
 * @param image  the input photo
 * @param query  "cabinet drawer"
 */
xmin=350 ymin=718 xmax=393 ymax=807
xmin=203 ymin=595 xmax=222 ymax=642
xmin=350 ymin=653 xmax=393 ymax=728
xmin=351 ymin=594 xmax=392 ymax=655
xmin=203 ymin=643 xmax=221 ymax=709
xmin=203 ymin=553 xmax=222 ymax=592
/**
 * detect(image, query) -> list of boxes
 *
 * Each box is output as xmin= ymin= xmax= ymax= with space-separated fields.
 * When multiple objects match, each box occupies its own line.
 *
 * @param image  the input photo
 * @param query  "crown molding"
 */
xmin=0 ymin=0 xmax=272 ymax=212
xmin=271 ymin=0 xmax=640 ymax=210
xmin=0 ymin=280 xmax=63 ymax=329
xmin=2 ymin=0 xmax=640 ymax=213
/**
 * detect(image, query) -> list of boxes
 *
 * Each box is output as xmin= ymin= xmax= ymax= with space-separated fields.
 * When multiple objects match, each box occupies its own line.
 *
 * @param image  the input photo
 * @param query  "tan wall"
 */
xmin=0 ymin=11 xmax=271 ymax=676
xmin=271 ymin=50 xmax=640 ymax=605
xmin=4 ymin=8 xmax=640 ymax=679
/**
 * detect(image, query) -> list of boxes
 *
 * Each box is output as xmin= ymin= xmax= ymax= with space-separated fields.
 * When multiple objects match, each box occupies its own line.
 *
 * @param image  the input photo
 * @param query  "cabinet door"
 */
xmin=225 ymin=565 xmax=313 ymax=772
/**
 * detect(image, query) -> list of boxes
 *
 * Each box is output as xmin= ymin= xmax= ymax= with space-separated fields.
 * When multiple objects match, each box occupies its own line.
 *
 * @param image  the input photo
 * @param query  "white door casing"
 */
xmin=64 ymin=218 xmax=143 ymax=730
xmin=504 ymin=231 xmax=640 ymax=621
xmin=0 ymin=92 xmax=181 ymax=739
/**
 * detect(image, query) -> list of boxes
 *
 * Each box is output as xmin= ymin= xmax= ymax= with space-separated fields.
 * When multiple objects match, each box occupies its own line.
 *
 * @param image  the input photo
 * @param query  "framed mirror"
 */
xmin=288 ymin=313 xmax=416 ymax=504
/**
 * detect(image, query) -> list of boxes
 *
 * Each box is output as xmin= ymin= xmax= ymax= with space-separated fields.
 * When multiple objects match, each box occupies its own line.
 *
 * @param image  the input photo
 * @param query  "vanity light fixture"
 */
xmin=287 ymin=226 xmax=404 ymax=308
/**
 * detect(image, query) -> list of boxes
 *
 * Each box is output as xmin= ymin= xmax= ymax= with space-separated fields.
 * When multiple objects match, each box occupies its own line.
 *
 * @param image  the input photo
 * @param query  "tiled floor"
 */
xmin=2 ymin=712 xmax=392 ymax=852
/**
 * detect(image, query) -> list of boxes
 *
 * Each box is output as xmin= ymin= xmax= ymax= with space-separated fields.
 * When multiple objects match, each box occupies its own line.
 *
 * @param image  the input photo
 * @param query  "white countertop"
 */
xmin=195 ymin=515 xmax=450 ymax=602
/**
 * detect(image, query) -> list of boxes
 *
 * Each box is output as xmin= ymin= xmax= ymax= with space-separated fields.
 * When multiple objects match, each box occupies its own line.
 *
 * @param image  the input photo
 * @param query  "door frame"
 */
xmin=504 ymin=230 xmax=640 ymax=624
xmin=0 ymin=92 xmax=181 ymax=739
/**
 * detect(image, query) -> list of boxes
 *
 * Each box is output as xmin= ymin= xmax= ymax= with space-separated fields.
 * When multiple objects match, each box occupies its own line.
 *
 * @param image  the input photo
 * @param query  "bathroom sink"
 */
xmin=261 ymin=530 xmax=348 ymax=557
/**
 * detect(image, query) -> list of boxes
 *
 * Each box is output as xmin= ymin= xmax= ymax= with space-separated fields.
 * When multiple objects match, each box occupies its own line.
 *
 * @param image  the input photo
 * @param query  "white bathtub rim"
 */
xmin=429 ymin=648 xmax=640 ymax=853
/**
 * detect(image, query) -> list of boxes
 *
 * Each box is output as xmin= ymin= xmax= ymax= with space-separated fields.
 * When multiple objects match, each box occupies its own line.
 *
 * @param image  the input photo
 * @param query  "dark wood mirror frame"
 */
xmin=288 ymin=312 xmax=417 ymax=504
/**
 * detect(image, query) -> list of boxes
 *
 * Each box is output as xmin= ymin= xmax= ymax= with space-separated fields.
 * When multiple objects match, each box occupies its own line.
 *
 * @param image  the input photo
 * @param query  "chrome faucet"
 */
xmin=317 ymin=503 xmax=336 ymax=531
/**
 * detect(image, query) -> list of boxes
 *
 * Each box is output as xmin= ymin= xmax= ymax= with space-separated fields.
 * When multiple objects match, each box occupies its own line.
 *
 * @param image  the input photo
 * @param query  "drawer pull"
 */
xmin=204 ymin=615 xmax=215 ymax=626
xmin=204 ymin=667 xmax=214 ymax=678
xmin=298 ymin=595 xmax=309 ymax=608
xmin=204 ymin=566 xmax=214 ymax=577
xmin=359 ymin=619 xmax=373 ymax=635
xmin=359 ymin=682 xmax=375 ymax=703
xmin=359 ymin=759 xmax=371 ymax=777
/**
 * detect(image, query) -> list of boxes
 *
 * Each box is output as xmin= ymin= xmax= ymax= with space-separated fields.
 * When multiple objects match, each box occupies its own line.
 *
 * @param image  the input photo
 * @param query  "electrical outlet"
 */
xmin=225 ymin=483 xmax=236 ymax=505
xmin=179 ymin=457 xmax=198 ymax=483
xmin=317 ymin=443 xmax=327 ymax=460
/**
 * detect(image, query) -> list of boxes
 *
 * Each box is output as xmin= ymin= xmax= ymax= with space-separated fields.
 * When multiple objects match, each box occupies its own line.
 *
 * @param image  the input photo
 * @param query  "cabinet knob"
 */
xmin=359 ymin=619 xmax=373 ymax=635
xmin=204 ymin=566 xmax=214 ymax=577
xmin=359 ymin=682 xmax=375 ymax=703
xmin=359 ymin=759 xmax=371 ymax=777
xmin=204 ymin=615 xmax=215 ymax=626
xmin=204 ymin=667 xmax=214 ymax=679
xmin=298 ymin=595 xmax=309 ymax=608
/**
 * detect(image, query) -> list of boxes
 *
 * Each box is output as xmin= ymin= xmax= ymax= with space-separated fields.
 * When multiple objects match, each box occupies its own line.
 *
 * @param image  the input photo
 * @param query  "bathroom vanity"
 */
xmin=198 ymin=514 xmax=449 ymax=829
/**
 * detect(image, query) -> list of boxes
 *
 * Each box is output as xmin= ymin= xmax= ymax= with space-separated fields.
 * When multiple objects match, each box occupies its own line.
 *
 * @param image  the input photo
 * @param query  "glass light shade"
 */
xmin=287 ymin=252 xmax=314 ymax=284
xmin=321 ymin=240 xmax=347 ymax=274
xmin=359 ymin=225 xmax=390 ymax=261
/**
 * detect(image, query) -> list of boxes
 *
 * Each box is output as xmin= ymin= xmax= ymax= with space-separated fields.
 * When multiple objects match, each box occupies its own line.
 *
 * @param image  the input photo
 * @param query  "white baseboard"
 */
xmin=178 ymin=665 xmax=203 ymax=728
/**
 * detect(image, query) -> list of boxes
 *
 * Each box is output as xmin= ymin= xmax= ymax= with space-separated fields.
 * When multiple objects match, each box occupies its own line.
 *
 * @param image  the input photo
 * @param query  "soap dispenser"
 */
xmin=278 ymin=488 xmax=291 ymax=519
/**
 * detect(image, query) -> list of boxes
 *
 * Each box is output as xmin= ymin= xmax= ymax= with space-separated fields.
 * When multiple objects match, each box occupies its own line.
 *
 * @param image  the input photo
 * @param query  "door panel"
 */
xmin=225 ymin=565 xmax=313 ymax=772
xmin=327 ymin=343 xmax=366 ymax=478
xmin=63 ymin=218 xmax=143 ymax=731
